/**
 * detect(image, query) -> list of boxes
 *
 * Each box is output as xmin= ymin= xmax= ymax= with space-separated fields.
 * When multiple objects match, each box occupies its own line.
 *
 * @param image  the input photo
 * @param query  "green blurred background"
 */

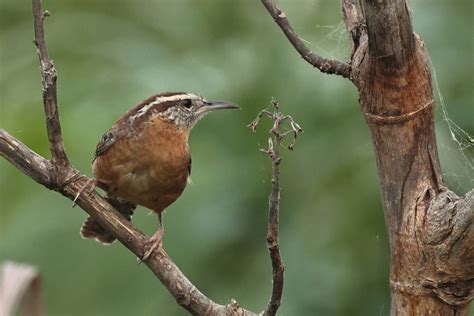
xmin=1 ymin=1 xmax=472 ymax=315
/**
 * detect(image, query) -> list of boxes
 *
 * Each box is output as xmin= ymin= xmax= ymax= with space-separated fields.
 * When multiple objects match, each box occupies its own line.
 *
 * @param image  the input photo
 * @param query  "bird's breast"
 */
xmin=93 ymin=119 xmax=191 ymax=212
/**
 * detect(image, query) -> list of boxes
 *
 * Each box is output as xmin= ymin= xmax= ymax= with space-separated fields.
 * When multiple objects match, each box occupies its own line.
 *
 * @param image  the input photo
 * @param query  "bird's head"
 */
xmin=127 ymin=92 xmax=239 ymax=129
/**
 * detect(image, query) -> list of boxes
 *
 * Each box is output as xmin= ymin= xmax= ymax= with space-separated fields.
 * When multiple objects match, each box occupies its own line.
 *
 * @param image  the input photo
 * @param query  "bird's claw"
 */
xmin=72 ymin=178 xmax=96 ymax=207
xmin=137 ymin=229 xmax=164 ymax=264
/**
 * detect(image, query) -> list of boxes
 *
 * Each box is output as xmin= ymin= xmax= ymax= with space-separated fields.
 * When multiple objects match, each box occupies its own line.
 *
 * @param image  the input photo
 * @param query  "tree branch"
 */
xmin=362 ymin=0 xmax=414 ymax=66
xmin=260 ymin=0 xmax=352 ymax=79
xmin=1 ymin=122 xmax=259 ymax=316
xmin=248 ymin=99 xmax=303 ymax=316
xmin=0 ymin=129 xmax=51 ymax=187
xmin=32 ymin=0 xmax=68 ymax=168
xmin=0 ymin=1 xmax=302 ymax=315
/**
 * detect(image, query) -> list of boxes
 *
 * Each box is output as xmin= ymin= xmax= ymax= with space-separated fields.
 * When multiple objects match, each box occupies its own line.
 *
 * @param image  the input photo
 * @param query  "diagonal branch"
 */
xmin=261 ymin=0 xmax=352 ymax=79
xmin=0 ymin=129 xmax=51 ymax=186
xmin=0 ymin=129 xmax=258 ymax=316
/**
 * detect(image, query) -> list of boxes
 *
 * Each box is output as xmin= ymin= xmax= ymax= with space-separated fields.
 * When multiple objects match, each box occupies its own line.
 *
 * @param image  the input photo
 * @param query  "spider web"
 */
xmin=313 ymin=23 xmax=474 ymax=195
xmin=313 ymin=22 xmax=351 ymax=60
xmin=430 ymin=56 xmax=474 ymax=194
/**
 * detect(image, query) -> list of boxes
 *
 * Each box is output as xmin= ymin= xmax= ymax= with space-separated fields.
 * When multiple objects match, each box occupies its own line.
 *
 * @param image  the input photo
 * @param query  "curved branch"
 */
xmin=261 ymin=0 xmax=352 ymax=79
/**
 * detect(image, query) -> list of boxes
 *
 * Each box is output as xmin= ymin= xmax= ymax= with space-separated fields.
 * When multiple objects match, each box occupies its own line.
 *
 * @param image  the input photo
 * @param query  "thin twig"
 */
xmin=260 ymin=0 xmax=352 ymax=79
xmin=248 ymin=98 xmax=303 ymax=316
xmin=32 ymin=0 xmax=69 ymax=167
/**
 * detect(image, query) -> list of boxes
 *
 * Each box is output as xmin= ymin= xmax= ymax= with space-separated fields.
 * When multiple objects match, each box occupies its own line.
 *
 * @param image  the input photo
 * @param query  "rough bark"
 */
xmin=343 ymin=0 xmax=473 ymax=314
xmin=260 ymin=0 xmax=473 ymax=309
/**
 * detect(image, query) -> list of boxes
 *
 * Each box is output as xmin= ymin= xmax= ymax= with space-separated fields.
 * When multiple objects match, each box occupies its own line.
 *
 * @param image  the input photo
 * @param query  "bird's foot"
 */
xmin=138 ymin=229 xmax=164 ymax=263
xmin=73 ymin=178 xmax=97 ymax=207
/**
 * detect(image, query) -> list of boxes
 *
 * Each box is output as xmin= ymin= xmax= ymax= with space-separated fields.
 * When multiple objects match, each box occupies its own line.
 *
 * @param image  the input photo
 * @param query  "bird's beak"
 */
xmin=195 ymin=100 xmax=240 ymax=116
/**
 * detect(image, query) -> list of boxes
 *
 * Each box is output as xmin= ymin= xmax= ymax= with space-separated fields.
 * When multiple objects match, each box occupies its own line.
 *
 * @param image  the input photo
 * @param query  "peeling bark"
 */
xmin=342 ymin=0 xmax=473 ymax=314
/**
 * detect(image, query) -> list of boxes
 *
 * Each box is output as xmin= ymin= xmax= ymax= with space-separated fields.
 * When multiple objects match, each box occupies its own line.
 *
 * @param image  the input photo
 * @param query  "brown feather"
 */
xmin=92 ymin=116 xmax=190 ymax=213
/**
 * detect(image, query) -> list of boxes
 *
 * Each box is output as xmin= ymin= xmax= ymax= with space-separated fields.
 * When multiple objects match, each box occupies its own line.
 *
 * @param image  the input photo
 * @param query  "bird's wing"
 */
xmin=93 ymin=129 xmax=118 ymax=161
xmin=93 ymin=115 xmax=141 ymax=162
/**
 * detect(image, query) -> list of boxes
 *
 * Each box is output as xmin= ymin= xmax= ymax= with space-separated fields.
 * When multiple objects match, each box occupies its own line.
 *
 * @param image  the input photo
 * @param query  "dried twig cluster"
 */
xmin=248 ymin=98 xmax=303 ymax=316
xmin=248 ymin=98 xmax=303 ymax=154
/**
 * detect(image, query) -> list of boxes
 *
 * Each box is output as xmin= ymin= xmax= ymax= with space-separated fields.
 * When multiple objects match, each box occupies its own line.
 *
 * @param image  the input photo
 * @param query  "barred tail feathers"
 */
xmin=80 ymin=196 xmax=136 ymax=244
xmin=80 ymin=215 xmax=115 ymax=244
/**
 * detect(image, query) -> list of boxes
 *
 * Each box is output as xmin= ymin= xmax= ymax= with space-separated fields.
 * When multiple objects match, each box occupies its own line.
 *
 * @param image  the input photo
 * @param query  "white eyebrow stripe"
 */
xmin=132 ymin=93 xmax=199 ymax=120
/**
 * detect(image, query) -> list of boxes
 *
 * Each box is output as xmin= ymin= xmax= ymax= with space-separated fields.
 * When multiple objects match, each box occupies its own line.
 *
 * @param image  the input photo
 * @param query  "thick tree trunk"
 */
xmin=345 ymin=0 xmax=473 ymax=314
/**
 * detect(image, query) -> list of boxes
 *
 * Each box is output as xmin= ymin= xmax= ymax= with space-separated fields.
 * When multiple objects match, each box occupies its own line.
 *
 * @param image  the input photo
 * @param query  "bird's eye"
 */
xmin=181 ymin=99 xmax=192 ymax=109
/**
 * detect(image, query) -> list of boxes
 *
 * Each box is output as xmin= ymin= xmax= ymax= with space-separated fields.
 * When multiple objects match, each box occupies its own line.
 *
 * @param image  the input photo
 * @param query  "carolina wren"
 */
xmin=80 ymin=92 xmax=239 ymax=260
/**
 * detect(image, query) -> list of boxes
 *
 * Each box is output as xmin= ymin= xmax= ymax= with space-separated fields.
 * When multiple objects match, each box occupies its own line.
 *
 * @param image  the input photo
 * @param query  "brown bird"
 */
xmin=80 ymin=92 xmax=239 ymax=260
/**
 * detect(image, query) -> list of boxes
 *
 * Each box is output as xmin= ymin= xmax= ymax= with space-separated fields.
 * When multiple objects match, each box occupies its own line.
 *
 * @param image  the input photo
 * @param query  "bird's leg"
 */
xmin=140 ymin=213 xmax=164 ymax=262
xmin=72 ymin=178 xmax=98 ymax=207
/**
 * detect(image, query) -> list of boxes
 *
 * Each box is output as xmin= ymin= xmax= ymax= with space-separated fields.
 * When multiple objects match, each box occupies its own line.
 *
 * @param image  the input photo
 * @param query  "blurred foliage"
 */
xmin=0 ymin=1 xmax=472 ymax=315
